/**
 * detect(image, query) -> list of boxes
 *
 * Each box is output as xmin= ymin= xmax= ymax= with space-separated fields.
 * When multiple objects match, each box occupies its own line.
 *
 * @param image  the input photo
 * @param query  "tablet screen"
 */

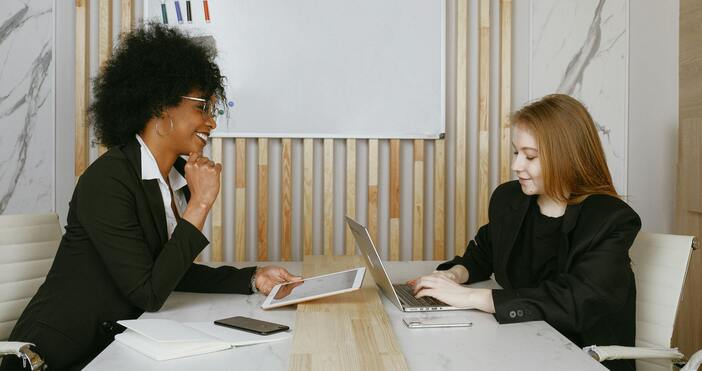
xmin=263 ymin=268 xmax=364 ymax=308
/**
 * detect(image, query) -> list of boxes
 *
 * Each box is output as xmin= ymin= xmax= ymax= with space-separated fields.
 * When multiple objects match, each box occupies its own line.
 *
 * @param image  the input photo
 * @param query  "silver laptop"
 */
xmin=346 ymin=216 xmax=461 ymax=312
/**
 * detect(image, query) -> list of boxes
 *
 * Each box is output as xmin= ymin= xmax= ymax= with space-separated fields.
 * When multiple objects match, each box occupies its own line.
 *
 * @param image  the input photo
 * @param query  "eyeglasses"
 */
xmin=181 ymin=95 xmax=220 ymax=120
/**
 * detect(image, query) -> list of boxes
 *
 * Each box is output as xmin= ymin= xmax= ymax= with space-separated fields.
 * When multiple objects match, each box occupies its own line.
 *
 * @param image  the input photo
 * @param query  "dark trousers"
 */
xmin=1 ymin=321 xmax=110 ymax=371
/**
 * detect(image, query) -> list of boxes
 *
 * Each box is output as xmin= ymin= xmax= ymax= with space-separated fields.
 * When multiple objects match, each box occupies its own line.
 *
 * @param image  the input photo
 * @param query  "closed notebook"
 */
xmin=115 ymin=319 xmax=291 ymax=361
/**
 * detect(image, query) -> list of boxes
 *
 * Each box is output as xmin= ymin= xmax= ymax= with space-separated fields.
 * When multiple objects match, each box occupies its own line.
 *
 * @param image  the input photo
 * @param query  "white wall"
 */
xmin=627 ymin=0 xmax=679 ymax=233
xmin=55 ymin=0 xmax=75 ymax=229
xmin=8 ymin=0 xmax=682 ymax=241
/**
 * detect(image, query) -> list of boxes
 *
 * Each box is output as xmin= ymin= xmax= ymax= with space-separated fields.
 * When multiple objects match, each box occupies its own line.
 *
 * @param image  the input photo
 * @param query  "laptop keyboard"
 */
xmin=393 ymin=284 xmax=449 ymax=308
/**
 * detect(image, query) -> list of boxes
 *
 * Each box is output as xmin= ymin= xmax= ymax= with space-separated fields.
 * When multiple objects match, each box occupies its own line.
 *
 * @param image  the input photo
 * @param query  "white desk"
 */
xmin=85 ymin=261 xmax=605 ymax=371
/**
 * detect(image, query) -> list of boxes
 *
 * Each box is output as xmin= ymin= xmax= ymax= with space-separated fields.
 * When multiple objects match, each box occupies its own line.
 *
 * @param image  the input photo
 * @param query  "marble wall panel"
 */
xmin=0 ymin=0 xmax=54 ymax=214
xmin=530 ymin=0 xmax=628 ymax=194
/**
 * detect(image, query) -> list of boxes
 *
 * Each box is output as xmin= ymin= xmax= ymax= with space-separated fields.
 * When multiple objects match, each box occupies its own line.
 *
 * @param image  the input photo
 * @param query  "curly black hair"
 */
xmin=89 ymin=23 xmax=226 ymax=148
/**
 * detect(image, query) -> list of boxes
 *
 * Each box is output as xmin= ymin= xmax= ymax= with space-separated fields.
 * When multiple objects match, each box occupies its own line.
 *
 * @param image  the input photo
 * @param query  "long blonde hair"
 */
xmin=511 ymin=94 xmax=618 ymax=204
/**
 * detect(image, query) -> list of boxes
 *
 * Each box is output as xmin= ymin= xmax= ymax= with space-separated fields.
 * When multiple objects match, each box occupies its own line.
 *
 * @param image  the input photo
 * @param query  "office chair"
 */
xmin=583 ymin=232 xmax=700 ymax=371
xmin=0 ymin=213 xmax=62 ymax=370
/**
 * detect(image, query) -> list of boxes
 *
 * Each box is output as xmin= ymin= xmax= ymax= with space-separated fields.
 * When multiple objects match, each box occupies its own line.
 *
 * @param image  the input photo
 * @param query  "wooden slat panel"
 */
xmin=677 ymin=122 xmax=702 ymax=359
xmin=389 ymin=140 xmax=400 ymax=261
xmin=676 ymin=0 xmax=702 ymax=357
xmin=221 ymin=139 xmax=235 ymax=261
xmin=281 ymin=138 xmax=292 ymax=261
xmin=412 ymin=140 xmax=423 ymax=261
xmin=455 ymin=0 xmax=469 ymax=252
xmin=680 ymin=0 xmax=702 ymax=119
xmin=345 ymin=139 xmax=356 ymax=255
xmin=368 ymin=139 xmax=379 ymax=244
xmin=323 ymin=139 xmax=333 ymax=255
xmin=75 ymin=0 xmax=90 ymax=178
xmin=434 ymin=139 xmax=446 ymax=260
xmin=211 ymin=138 xmax=223 ymax=261
xmin=303 ymin=139 xmax=313 ymax=256
xmin=477 ymin=0 xmax=490 ymax=227
xmin=257 ymin=138 xmax=268 ymax=261
xmin=499 ymin=0 xmax=512 ymax=183
xmin=97 ymin=0 xmax=112 ymax=156
xmin=235 ymin=138 xmax=246 ymax=261
xmin=120 ymin=0 xmax=132 ymax=33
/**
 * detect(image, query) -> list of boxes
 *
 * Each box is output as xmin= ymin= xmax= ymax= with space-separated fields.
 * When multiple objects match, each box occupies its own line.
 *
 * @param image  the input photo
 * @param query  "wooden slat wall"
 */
xmin=211 ymin=138 xmax=223 ymax=261
xmin=412 ymin=140 xmax=424 ymax=261
xmin=323 ymin=139 xmax=333 ymax=255
xmin=281 ymin=139 xmax=293 ymax=261
xmin=368 ymin=139 xmax=379 ymax=244
xmin=389 ymin=140 xmax=401 ymax=261
xmin=499 ymin=0 xmax=512 ymax=182
xmin=77 ymin=0 xmax=512 ymax=263
xmin=97 ymin=0 xmax=111 ymax=156
xmin=477 ymin=0 xmax=491 ymax=227
xmin=345 ymin=139 xmax=356 ymax=255
xmin=673 ymin=0 xmax=702 ymax=359
xmin=303 ymin=139 xmax=313 ymax=256
xmin=120 ymin=0 xmax=132 ymax=33
xmin=454 ymin=0 xmax=469 ymax=255
xmin=74 ymin=0 xmax=90 ymax=180
xmin=434 ymin=139 xmax=445 ymax=260
xmin=235 ymin=138 xmax=246 ymax=261
xmin=257 ymin=139 xmax=268 ymax=261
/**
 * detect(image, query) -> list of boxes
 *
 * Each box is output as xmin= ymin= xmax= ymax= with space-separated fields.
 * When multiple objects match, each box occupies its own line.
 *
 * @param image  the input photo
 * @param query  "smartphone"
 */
xmin=402 ymin=316 xmax=473 ymax=329
xmin=214 ymin=316 xmax=289 ymax=335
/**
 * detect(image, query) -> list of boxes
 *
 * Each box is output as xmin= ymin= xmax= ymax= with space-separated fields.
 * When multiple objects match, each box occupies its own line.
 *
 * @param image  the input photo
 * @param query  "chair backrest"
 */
xmin=629 ymin=232 xmax=697 ymax=371
xmin=0 ymin=213 xmax=61 ymax=341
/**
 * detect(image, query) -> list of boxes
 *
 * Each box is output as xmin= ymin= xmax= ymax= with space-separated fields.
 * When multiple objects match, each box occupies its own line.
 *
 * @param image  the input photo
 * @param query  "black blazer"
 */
xmin=438 ymin=181 xmax=640 ymax=371
xmin=9 ymin=138 xmax=256 ymax=369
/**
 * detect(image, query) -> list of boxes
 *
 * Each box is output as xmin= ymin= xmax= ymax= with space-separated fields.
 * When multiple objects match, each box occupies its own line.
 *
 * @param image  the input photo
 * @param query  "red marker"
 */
xmin=203 ymin=0 xmax=211 ymax=23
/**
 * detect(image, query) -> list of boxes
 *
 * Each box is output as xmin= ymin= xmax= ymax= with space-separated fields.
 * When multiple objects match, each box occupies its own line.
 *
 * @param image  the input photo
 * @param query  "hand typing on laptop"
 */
xmin=408 ymin=267 xmax=495 ymax=314
xmin=407 ymin=265 xmax=468 ymax=286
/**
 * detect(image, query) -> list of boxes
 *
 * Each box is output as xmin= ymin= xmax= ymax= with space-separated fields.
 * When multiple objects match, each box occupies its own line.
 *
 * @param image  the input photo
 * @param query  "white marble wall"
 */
xmin=0 ymin=0 xmax=54 ymax=214
xmin=530 ymin=0 xmax=628 ymax=194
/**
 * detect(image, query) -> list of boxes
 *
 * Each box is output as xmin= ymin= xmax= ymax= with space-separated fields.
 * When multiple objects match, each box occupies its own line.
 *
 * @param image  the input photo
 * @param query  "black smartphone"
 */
xmin=214 ymin=316 xmax=289 ymax=335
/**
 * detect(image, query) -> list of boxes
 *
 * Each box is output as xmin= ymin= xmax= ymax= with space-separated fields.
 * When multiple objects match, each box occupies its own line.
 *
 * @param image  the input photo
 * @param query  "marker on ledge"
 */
xmin=186 ymin=0 xmax=192 ymax=23
xmin=174 ymin=0 xmax=183 ymax=24
xmin=203 ymin=0 xmax=211 ymax=23
xmin=160 ymin=0 xmax=168 ymax=24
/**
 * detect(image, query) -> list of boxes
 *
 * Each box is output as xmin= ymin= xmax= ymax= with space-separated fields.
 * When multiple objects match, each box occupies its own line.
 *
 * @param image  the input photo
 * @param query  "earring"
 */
xmin=156 ymin=118 xmax=174 ymax=137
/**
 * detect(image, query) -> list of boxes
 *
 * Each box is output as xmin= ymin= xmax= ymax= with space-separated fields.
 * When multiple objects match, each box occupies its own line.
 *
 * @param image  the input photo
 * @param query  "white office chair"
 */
xmin=0 ymin=213 xmax=62 ymax=370
xmin=584 ymin=232 xmax=700 ymax=371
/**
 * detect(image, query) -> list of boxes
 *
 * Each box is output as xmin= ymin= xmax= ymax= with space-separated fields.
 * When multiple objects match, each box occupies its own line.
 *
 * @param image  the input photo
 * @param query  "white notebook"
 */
xmin=115 ymin=319 xmax=291 ymax=361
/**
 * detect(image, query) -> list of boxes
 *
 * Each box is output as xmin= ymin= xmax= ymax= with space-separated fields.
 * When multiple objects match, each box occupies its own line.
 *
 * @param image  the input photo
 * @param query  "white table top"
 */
xmin=85 ymin=261 xmax=606 ymax=371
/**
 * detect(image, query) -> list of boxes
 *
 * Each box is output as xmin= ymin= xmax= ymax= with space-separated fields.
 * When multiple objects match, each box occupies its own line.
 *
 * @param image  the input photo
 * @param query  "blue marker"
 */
xmin=160 ymin=0 xmax=168 ymax=24
xmin=174 ymin=0 xmax=183 ymax=24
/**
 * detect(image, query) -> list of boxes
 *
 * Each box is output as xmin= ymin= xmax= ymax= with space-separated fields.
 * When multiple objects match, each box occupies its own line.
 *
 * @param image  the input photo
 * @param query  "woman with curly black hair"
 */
xmin=2 ymin=24 xmax=299 ymax=370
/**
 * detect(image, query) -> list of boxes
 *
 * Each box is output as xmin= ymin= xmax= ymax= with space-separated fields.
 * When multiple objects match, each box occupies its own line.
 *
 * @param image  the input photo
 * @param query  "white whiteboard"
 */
xmin=145 ymin=0 xmax=446 ymax=139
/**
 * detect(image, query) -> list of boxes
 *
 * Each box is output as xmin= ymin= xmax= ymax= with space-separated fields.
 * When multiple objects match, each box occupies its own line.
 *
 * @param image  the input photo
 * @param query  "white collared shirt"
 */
xmin=136 ymin=135 xmax=188 ymax=238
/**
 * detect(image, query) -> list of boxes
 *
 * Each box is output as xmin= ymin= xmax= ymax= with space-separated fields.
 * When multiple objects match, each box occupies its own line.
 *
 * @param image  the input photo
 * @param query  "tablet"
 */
xmin=261 ymin=267 xmax=366 ymax=309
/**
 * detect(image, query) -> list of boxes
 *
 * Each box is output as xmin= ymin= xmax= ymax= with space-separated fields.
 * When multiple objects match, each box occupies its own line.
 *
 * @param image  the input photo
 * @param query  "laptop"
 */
xmin=345 ymin=216 xmax=462 ymax=312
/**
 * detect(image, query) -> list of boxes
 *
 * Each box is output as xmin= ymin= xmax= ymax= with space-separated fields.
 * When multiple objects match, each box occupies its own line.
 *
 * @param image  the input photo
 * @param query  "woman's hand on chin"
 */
xmin=182 ymin=152 xmax=222 ymax=230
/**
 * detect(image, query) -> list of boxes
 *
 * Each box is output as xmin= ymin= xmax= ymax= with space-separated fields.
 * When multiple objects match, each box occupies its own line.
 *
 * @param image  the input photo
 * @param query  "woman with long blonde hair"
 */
xmin=411 ymin=94 xmax=640 ymax=371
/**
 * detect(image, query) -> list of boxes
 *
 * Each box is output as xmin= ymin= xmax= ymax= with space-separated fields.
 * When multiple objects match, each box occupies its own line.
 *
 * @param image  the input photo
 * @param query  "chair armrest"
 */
xmin=0 ymin=341 xmax=46 ymax=370
xmin=583 ymin=345 xmax=684 ymax=362
xmin=681 ymin=349 xmax=702 ymax=371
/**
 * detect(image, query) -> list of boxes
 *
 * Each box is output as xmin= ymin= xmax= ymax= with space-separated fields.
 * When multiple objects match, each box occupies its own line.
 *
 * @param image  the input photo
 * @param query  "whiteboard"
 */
xmin=145 ymin=0 xmax=446 ymax=139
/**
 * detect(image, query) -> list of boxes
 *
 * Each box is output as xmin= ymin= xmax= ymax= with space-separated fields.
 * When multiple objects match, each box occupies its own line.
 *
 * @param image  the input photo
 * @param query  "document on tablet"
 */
xmin=261 ymin=267 xmax=365 ymax=309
